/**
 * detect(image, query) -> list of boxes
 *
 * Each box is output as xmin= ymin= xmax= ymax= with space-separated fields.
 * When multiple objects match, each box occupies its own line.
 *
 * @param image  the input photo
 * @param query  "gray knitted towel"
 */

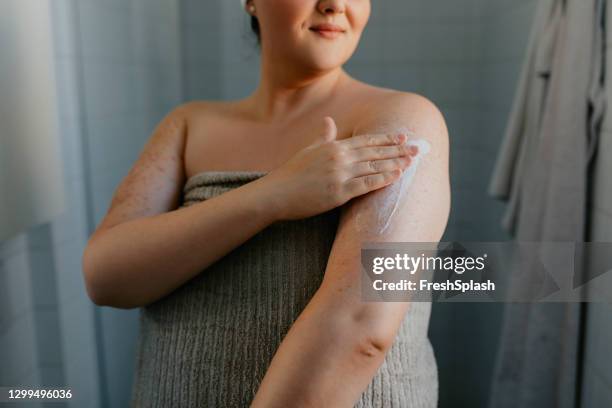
xmin=130 ymin=171 xmax=438 ymax=408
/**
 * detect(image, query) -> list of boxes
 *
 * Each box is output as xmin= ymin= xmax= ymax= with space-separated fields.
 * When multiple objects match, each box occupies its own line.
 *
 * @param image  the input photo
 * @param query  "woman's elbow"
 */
xmin=348 ymin=303 xmax=410 ymax=355
xmin=83 ymin=278 xmax=140 ymax=309
xmin=354 ymin=332 xmax=393 ymax=360
xmin=317 ymin=280 xmax=406 ymax=358
xmin=342 ymin=322 xmax=395 ymax=372
xmin=81 ymin=242 xmax=139 ymax=309
xmin=82 ymin=241 xmax=105 ymax=305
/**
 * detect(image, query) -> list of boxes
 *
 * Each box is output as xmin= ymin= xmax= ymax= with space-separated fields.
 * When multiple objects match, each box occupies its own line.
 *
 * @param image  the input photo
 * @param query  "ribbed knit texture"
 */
xmin=130 ymin=171 xmax=438 ymax=407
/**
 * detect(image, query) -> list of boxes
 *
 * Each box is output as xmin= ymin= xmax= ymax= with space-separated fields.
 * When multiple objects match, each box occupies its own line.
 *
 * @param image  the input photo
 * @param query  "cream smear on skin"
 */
xmin=355 ymin=131 xmax=431 ymax=234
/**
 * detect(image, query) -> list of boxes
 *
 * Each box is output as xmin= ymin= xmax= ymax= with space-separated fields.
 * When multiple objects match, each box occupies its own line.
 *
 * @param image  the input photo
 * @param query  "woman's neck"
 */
xmin=246 ymin=64 xmax=351 ymax=124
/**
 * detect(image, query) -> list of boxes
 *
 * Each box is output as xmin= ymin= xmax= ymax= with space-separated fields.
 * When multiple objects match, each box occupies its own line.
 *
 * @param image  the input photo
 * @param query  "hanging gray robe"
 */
xmin=487 ymin=0 xmax=606 ymax=406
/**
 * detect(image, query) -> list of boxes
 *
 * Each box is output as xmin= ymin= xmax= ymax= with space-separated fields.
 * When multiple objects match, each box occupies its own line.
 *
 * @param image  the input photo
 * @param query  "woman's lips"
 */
xmin=309 ymin=28 xmax=344 ymax=39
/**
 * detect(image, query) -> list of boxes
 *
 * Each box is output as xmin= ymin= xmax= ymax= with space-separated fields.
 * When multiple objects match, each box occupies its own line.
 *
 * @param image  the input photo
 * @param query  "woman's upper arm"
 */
xmin=341 ymin=92 xmax=451 ymax=243
xmin=89 ymin=102 xmax=194 ymax=240
xmin=319 ymin=93 xmax=451 ymax=335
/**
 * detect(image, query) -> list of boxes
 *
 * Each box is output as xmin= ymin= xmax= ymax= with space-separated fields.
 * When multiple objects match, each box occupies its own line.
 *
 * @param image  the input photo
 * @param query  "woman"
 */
xmin=82 ymin=0 xmax=450 ymax=406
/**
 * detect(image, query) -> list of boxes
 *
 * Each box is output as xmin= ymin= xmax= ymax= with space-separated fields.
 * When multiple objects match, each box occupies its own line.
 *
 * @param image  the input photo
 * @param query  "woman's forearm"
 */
xmin=82 ymin=177 xmax=279 ymax=309
xmin=250 ymin=283 xmax=411 ymax=407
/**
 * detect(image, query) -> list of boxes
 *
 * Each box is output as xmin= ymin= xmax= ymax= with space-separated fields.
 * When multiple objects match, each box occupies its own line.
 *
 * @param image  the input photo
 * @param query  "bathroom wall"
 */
xmin=581 ymin=1 xmax=612 ymax=406
xmin=449 ymin=0 xmax=540 ymax=407
xmin=180 ymin=0 xmax=224 ymax=100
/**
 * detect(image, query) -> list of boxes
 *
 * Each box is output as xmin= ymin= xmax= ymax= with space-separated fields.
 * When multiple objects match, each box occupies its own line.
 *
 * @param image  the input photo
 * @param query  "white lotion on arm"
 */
xmin=354 ymin=130 xmax=431 ymax=235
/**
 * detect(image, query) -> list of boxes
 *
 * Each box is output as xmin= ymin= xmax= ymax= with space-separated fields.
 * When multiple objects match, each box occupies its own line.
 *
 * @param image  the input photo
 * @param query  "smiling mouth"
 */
xmin=309 ymin=28 xmax=345 ymax=38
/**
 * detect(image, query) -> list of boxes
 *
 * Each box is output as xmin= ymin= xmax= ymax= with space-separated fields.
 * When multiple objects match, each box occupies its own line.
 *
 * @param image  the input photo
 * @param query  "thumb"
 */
xmin=323 ymin=116 xmax=338 ymax=141
xmin=312 ymin=116 xmax=337 ymax=147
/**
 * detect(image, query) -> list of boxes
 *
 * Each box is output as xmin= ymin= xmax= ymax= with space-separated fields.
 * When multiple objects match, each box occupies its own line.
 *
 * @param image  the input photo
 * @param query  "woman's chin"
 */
xmin=299 ymin=54 xmax=348 ymax=72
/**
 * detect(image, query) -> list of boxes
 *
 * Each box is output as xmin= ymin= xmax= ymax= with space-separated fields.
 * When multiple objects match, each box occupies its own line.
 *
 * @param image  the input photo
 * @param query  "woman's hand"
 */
xmin=261 ymin=116 xmax=419 ymax=221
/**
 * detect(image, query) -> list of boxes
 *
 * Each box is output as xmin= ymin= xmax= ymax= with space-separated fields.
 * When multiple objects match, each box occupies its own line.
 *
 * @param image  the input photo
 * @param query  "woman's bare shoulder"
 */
xmin=355 ymin=83 xmax=439 ymax=113
xmin=347 ymin=83 xmax=446 ymax=139
xmin=175 ymin=99 xmax=240 ymax=142
xmin=174 ymin=100 xmax=231 ymax=124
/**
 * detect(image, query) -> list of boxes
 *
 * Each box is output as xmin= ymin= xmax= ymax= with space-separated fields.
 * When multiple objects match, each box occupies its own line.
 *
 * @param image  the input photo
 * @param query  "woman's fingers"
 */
xmin=341 ymin=132 xmax=406 ymax=149
xmin=345 ymin=170 xmax=402 ymax=197
xmin=341 ymin=138 xmax=422 ymax=197
xmin=351 ymin=155 xmax=412 ymax=178
xmin=351 ymin=143 xmax=415 ymax=162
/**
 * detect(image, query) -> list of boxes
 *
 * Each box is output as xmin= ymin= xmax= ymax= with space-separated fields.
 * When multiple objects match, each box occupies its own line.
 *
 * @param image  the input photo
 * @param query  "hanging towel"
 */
xmin=488 ymin=0 xmax=560 ymax=233
xmin=487 ymin=0 xmax=606 ymax=407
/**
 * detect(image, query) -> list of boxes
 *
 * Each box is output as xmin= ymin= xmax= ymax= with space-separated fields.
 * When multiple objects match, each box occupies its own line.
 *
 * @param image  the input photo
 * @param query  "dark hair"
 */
xmin=250 ymin=16 xmax=261 ymax=46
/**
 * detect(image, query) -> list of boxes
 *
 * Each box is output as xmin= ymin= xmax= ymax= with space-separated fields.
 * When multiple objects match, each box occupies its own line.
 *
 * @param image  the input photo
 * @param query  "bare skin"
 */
xmin=82 ymin=0 xmax=450 ymax=406
xmin=184 ymin=75 xmax=399 ymax=176
xmin=81 ymin=84 xmax=417 ymax=308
